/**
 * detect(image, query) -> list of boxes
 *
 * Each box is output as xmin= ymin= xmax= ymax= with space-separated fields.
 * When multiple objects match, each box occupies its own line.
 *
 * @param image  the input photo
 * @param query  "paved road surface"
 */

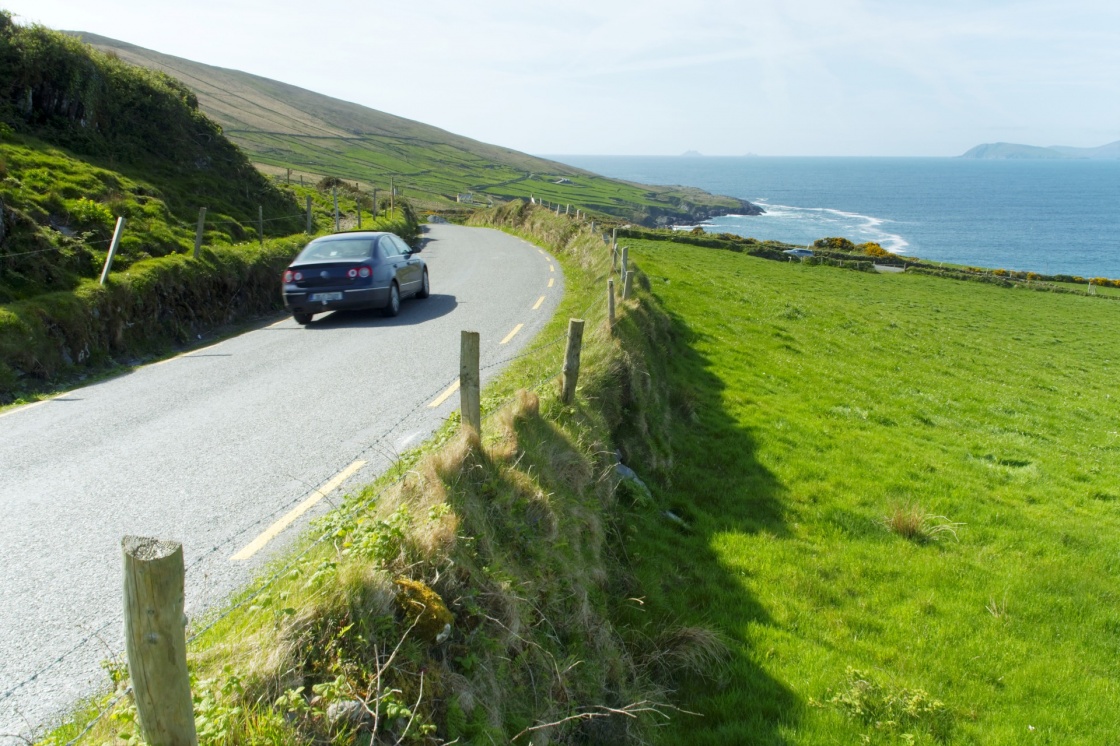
xmin=0 ymin=224 xmax=564 ymax=742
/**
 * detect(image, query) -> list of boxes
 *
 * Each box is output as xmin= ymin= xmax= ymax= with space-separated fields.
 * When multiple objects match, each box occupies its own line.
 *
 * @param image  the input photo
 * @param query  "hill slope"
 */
xmin=0 ymin=16 xmax=302 ymax=300
xmin=73 ymin=32 xmax=758 ymax=225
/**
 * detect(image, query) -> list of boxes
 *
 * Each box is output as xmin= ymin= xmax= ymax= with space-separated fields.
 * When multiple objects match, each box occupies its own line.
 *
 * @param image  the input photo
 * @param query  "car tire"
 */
xmin=416 ymin=269 xmax=430 ymax=299
xmin=383 ymin=282 xmax=401 ymax=317
xmin=294 ymin=312 xmax=313 ymax=325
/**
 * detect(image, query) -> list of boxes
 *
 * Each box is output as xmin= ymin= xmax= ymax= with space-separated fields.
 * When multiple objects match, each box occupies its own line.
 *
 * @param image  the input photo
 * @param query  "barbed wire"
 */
xmin=0 ymin=618 xmax=119 ymax=705
xmin=63 ymin=685 xmax=132 ymax=746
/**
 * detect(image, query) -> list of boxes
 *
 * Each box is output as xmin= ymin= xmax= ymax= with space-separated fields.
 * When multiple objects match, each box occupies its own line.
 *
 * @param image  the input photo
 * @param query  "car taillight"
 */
xmin=294 ymin=271 xmax=303 ymax=281
xmin=348 ymin=268 xmax=358 ymax=278
xmin=359 ymin=266 xmax=371 ymax=278
xmin=283 ymin=270 xmax=293 ymax=283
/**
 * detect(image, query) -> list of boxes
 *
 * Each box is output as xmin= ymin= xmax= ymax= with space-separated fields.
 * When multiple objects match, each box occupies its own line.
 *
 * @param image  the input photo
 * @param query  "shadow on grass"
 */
xmin=614 ymin=307 xmax=797 ymax=745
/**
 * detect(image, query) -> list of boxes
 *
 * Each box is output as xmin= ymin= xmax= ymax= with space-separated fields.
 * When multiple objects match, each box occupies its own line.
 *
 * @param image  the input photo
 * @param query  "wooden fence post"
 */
xmin=390 ymin=177 xmax=395 ymax=218
xmin=372 ymin=189 xmax=378 ymax=219
xmin=612 ymin=226 xmax=617 ymax=247
xmin=357 ymin=197 xmax=362 ymax=229
xmin=608 ymin=279 xmax=616 ymax=330
xmin=122 ymin=536 xmax=197 ymax=746
xmin=460 ymin=331 xmax=481 ymax=434
xmin=561 ymin=318 xmax=585 ymax=404
xmin=258 ymin=205 xmax=264 ymax=246
xmin=305 ymin=196 xmax=313 ymax=234
xmin=623 ymin=268 xmax=634 ymax=300
xmin=99 ymin=217 xmax=126 ymax=285
xmin=333 ymin=187 xmax=340 ymax=232
xmin=620 ymin=245 xmax=629 ymax=284
xmin=192 ymin=208 xmax=206 ymax=259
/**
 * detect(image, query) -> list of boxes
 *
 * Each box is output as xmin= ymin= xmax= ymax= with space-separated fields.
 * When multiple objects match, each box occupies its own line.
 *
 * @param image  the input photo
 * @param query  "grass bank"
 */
xmin=613 ymin=236 xmax=1120 ymax=744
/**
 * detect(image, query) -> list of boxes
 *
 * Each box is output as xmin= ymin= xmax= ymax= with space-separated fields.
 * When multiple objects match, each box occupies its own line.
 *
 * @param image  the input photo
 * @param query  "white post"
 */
xmin=99 ymin=217 xmax=126 ymax=285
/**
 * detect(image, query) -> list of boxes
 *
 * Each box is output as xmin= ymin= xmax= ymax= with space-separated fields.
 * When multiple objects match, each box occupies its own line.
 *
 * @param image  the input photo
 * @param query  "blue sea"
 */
xmin=549 ymin=156 xmax=1120 ymax=279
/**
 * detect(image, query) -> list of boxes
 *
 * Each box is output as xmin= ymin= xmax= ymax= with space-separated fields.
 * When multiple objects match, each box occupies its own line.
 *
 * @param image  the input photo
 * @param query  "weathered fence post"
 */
xmin=305 ymin=196 xmax=313 ymax=234
xmin=460 ymin=331 xmax=481 ymax=434
xmin=561 ymin=319 xmax=585 ymax=404
xmin=390 ymin=177 xmax=395 ymax=218
xmin=99 ymin=217 xmax=126 ymax=285
xmin=623 ymin=268 xmax=634 ymax=300
xmin=372 ymin=189 xmax=378 ymax=219
xmin=620 ymin=245 xmax=629 ymax=285
xmin=192 ymin=208 xmax=206 ymax=259
xmin=612 ymin=226 xmax=617 ymax=247
xmin=122 ymin=536 xmax=197 ymax=746
xmin=607 ymin=279 xmax=616 ymax=330
xmin=565 ymin=204 xmax=570 ymax=215
xmin=357 ymin=197 xmax=362 ymax=229
xmin=258 ymin=205 xmax=264 ymax=247
xmin=333 ymin=187 xmax=340 ymax=232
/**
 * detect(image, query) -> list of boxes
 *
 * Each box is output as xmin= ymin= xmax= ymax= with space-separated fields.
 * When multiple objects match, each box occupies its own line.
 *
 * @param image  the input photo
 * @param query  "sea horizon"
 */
xmin=547 ymin=155 xmax=1120 ymax=279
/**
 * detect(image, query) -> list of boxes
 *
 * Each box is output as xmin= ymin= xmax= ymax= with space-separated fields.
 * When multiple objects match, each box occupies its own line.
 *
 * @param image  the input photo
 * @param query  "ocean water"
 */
xmin=549 ymin=156 xmax=1120 ymax=279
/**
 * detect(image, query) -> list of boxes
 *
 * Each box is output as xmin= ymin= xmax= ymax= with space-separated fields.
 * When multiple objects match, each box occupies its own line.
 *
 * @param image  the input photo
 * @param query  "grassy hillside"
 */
xmin=74 ymin=33 xmax=753 ymax=225
xmin=0 ymin=15 xmax=303 ymax=300
xmin=615 ymin=238 xmax=1120 ymax=743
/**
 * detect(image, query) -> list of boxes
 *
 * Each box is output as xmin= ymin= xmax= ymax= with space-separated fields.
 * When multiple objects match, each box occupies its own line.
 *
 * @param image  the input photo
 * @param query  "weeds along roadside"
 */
xmin=0 ymin=196 xmax=418 ymax=405
xmin=40 ymin=201 xmax=721 ymax=745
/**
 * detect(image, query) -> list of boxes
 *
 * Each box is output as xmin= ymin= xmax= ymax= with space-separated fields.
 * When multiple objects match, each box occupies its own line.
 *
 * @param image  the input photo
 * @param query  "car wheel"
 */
xmin=294 ymin=312 xmax=313 ymax=325
xmin=416 ymin=269 xmax=430 ymax=299
xmin=383 ymin=282 xmax=401 ymax=317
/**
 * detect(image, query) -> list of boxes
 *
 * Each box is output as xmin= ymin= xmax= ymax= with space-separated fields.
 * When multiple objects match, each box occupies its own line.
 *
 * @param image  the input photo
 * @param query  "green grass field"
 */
xmin=617 ymin=239 xmax=1120 ymax=744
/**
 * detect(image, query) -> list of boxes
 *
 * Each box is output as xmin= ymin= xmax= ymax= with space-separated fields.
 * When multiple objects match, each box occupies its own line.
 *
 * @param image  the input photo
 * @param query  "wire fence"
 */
xmin=7 ymin=200 xmax=618 ymax=745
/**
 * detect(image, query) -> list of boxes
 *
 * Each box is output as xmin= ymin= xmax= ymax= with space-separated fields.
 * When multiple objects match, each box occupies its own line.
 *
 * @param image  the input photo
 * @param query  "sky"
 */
xmin=4 ymin=0 xmax=1118 ymax=156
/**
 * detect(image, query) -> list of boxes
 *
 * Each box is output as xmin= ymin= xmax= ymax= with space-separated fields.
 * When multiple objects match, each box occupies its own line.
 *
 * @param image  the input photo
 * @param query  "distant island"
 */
xmin=961 ymin=140 xmax=1120 ymax=160
xmin=681 ymin=150 xmax=703 ymax=157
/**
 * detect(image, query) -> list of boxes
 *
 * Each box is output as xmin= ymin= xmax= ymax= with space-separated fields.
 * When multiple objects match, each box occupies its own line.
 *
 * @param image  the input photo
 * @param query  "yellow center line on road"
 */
xmin=501 ymin=323 xmax=524 ymax=344
xmin=548 ymin=278 xmax=555 ymax=288
xmin=231 ymin=459 xmax=367 ymax=561
xmin=549 ymin=264 xmax=555 ymax=272
xmin=429 ymin=380 xmax=460 ymax=408
xmin=532 ymin=296 xmax=545 ymax=311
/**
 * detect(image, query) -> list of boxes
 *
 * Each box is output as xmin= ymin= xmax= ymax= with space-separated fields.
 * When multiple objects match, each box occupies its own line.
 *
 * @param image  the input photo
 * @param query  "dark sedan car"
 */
xmin=281 ymin=231 xmax=429 ymax=324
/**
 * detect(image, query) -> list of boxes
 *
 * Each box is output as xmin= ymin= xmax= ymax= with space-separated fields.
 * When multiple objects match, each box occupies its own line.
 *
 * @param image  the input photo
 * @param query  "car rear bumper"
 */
xmin=283 ymin=286 xmax=390 ymax=314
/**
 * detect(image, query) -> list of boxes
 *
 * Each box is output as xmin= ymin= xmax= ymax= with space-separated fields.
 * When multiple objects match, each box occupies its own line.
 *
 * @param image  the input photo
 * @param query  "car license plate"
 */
xmin=310 ymin=292 xmax=343 ymax=302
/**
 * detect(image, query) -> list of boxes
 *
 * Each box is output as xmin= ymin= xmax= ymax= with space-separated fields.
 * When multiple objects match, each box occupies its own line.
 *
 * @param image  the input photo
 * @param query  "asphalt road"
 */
xmin=0 ymin=223 xmax=564 ymax=742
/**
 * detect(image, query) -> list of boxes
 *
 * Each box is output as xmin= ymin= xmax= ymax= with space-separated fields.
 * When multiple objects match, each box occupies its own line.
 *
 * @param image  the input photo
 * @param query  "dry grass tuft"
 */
xmin=883 ymin=503 xmax=962 ymax=543
xmin=644 ymin=626 xmax=732 ymax=682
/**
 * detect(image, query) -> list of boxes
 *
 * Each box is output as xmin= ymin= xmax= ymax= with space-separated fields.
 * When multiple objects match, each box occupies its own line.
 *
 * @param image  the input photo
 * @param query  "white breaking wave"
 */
xmin=703 ymin=200 xmax=911 ymax=254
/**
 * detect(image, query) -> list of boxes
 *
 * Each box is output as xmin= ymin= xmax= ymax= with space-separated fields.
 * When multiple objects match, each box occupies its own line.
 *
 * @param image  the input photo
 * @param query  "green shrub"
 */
xmin=829 ymin=668 xmax=953 ymax=741
xmin=68 ymin=196 xmax=113 ymax=229
xmin=813 ymin=236 xmax=856 ymax=252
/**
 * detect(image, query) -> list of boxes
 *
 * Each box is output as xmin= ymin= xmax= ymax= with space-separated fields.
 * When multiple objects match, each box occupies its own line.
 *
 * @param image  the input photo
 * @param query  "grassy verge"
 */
xmin=39 ymin=203 xmax=719 ymax=745
xmin=613 ymin=236 xmax=1120 ymax=744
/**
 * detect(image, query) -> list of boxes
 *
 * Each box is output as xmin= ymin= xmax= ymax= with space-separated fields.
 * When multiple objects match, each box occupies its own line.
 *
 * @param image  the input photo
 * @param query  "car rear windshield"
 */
xmin=297 ymin=237 xmax=375 ymax=262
